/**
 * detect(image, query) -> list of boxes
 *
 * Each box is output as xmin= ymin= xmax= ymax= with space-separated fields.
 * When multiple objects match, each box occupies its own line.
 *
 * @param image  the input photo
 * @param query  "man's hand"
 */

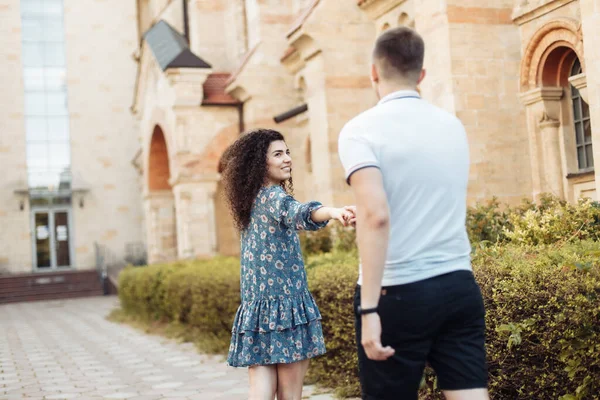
xmin=343 ymin=205 xmax=357 ymax=226
xmin=361 ymin=313 xmax=395 ymax=360
xmin=329 ymin=207 xmax=354 ymax=226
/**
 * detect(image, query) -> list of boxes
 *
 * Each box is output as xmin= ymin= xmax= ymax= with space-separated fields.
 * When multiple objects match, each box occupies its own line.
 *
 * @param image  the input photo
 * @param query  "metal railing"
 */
xmin=94 ymin=242 xmax=147 ymax=294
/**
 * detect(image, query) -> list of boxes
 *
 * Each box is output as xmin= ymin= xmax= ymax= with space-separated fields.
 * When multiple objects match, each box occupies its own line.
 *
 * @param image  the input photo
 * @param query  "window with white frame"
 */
xmin=570 ymin=59 xmax=594 ymax=171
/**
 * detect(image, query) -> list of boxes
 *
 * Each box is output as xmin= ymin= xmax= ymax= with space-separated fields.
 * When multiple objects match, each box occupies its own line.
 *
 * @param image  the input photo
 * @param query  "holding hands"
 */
xmin=311 ymin=205 xmax=357 ymax=226
xmin=329 ymin=206 xmax=356 ymax=227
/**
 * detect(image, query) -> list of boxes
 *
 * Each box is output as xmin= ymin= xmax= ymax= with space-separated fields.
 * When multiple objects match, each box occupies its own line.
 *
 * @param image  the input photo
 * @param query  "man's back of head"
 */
xmin=371 ymin=27 xmax=425 ymax=94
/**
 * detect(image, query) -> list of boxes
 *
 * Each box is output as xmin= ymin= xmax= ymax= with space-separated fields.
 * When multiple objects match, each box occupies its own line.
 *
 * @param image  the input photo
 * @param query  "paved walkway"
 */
xmin=0 ymin=296 xmax=337 ymax=400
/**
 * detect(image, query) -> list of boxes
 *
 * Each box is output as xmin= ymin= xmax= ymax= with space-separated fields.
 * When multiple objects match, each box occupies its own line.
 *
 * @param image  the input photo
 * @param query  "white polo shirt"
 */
xmin=338 ymin=90 xmax=472 ymax=286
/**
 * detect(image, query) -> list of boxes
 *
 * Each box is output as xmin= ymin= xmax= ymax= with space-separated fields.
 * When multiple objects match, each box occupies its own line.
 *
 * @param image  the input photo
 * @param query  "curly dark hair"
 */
xmin=221 ymin=129 xmax=293 ymax=231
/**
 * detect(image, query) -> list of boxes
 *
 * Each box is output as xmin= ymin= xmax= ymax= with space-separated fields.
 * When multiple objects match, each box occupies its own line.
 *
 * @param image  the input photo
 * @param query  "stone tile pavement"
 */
xmin=0 ymin=296 xmax=341 ymax=400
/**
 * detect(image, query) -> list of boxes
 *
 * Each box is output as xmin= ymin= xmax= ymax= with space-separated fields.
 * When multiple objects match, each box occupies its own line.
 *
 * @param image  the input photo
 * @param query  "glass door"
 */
xmin=32 ymin=208 xmax=72 ymax=270
xmin=54 ymin=210 xmax=71 ymax=267
xmin=33 ymin=211 xmax=52 ymax=269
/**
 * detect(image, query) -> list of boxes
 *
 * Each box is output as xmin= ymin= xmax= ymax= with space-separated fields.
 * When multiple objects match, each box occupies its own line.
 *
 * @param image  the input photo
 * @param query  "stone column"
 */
xmin=580 ymin=0 xmax=599 ymax=198
xmin=143 ymin=191 xmax=178 ymax=264
xmin=520 ymin=87 xmax=565 ymax=199
xmin=172 ymin=176 xmax=219 ymax=259
xmin=538 ymin=113 xmax=564 ymax=198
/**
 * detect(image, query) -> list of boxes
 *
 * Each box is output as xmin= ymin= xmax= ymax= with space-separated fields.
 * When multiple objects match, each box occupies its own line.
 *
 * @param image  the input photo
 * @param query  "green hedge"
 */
xmin=117 ymin=242 xmax=600 ymax=399
xmin=117 ymin=196 xmax=600 ymax=398
xmin=299 ymin=195 xmax=600 ymax=257
xmin=118 ymin=257 xmax=241 ymax=352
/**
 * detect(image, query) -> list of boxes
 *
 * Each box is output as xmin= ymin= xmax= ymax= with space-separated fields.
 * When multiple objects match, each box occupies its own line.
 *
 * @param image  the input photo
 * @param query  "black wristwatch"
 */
xmin=357 ymin=305 xmax=378 ymax=315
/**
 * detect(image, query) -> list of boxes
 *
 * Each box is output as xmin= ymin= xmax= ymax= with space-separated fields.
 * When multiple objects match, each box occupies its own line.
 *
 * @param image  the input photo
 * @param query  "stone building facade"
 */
xmin=1 ymin=0 xmax=598 ymax=273
xmin=0 ymin=0 xmax=143 ymax=275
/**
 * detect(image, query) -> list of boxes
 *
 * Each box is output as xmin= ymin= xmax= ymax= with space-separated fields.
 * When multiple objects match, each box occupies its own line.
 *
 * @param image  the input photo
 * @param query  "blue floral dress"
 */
xmin=227 ymin=185 xmax=328 ymax=367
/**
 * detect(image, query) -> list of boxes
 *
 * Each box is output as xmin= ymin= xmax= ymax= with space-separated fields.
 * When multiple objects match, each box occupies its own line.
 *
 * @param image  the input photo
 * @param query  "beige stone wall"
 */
xmin=0 ymin=0 xmax=144 ymax=274
xmin=413 ymin=0 xmax=455 ymax=113
xmin=361 ymin=0 xmax=534 ymax=205
xmin=288 ymin=0 xmax=377 ymax=207
xmin=580 ymin=0 xmax=600 ymax=199
xmin=447 ymin=2 xmax=532 ymax=204
xmin=188 ymin=0 xmax=231 ymax=71
xmin=0 ymin=0 xmax=33 ymax=274
xmin=65 ymin=0 xmax=144 ymax=269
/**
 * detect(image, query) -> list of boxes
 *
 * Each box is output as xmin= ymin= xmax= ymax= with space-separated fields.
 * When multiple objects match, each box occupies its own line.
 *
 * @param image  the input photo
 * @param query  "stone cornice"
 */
xmin=357 ymin=0 xmax=407 ymax=20
xmin=568 ymin=72 xmax=587 ymax=89
xmin=168 ymin=172 xmax=220 ymax=188
xmin=165 ymin=67 xmax=212 ymax=107
xmin=519 ymin=87 xmax=564 ymax=105
xmin=287 ymin=30 xmax=322 ymax=65
xmin=513 ymin=0 xmax=577 ymax=26
xmin=281 ymin=47 xmax=305 ymax=75
xmin=568 ymin=72 xmax=588 ymax=102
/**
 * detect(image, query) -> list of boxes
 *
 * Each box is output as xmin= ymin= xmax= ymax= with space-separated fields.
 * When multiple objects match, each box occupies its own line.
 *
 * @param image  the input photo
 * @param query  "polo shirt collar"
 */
xmin=378 ymin=90 xmax=421 ymax=105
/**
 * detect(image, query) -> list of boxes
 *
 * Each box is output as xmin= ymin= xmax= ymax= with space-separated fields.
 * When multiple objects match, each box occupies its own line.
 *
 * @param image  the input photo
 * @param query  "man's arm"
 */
xmin=350 ymin=167 xmax=395 ymax=360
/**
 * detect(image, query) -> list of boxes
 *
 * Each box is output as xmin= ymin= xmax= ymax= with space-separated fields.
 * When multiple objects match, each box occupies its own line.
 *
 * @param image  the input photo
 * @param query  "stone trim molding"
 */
xmin=568 ymin=72 xmax=588 ymax=103
xmin=520 ymin=18 xmax=583 ymax=91
xmin=519 ymin=87 xmax=564 ymax=106
xmin=357 ymin=0 xmax=407 ymax=20
xmin=513 ymin=0 xmax=577 ymax=25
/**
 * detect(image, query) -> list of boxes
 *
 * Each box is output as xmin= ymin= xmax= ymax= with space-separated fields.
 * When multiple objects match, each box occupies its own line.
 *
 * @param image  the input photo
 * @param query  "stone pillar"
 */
xmin=580 ymin=0 xmax=600 ymax=196
xmin=172 ymin=177 xmax=218 ymax=259
xmin=520 ymin=87 xmax=565 ymax=199
xmin=144 ymin=191 xmax=178 ymax=264
xmin=538 ymin=113 xmax=564 ymax=198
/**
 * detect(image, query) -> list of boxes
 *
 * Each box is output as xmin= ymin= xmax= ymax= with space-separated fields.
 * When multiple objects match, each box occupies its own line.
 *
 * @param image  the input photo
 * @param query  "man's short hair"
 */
xmin=373 ymin=27 xmax=425 ymax=83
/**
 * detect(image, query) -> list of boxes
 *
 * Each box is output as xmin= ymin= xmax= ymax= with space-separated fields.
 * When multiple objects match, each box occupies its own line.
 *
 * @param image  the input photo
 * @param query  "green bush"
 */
xmin=467 ymin=194 xmax=600 ymax=246
xmin=116 ymin=195 xmax=600 ymax=399
xmin=305 ymin=251 xmax=360 ymax=397
xmin=305 ymin=243 xmax=600 ymax=399
xmin=300 ymin=224 xmax=357 ymax=257
xmin=118 ymin=257 xmax=240 ymax=352
xmin=474 ymin=241 xmax=600 ymax=400
xmin=504 ymin=197 xmax=600 ymax=245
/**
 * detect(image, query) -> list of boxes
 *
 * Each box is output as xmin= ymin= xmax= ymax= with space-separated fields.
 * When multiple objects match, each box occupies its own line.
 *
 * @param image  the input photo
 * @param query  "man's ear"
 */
xmin=417 ymin=69 xmax=426 ymax=85
xmin=370 ymin=63 xmax=379 ymax=84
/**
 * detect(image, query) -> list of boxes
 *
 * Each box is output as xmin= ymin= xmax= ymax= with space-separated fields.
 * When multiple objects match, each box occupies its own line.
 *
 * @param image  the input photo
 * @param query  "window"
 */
xmin=570 ymin=59 xmax=594 ymax=171
xmin=20 ymin=0 xmax=71 ymax=191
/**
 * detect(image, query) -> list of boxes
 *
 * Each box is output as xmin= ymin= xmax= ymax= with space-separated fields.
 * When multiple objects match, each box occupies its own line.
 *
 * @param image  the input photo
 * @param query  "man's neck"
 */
xmin=377 ymin=82 xmax=418 ymax=99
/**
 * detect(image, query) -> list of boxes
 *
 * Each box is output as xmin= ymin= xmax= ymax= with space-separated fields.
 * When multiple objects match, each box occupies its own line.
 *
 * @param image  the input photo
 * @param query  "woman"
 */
xmin=222 ymin=129 xmax=354 ymax=400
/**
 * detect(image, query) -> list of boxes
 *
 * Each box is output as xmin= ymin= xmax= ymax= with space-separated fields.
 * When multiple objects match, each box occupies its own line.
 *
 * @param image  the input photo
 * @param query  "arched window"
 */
xmin=570 ymin=59 xmax=594 ymax=170
xmin=381 ymin=22 xmax=390 ymax=32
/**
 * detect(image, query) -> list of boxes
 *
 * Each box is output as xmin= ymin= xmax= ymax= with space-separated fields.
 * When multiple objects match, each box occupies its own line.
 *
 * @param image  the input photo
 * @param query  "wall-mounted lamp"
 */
xmin=72 ymin=188 xmax=89 ymax=209
xmin=13 ymin=189 xmax=28 ymax=212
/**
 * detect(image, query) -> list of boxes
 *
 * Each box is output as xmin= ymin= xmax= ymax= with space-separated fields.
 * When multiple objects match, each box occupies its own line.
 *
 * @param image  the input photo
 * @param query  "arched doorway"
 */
xmin=148 ymin=126 xmax=172 ymax=191
xmin=146 ymin=126 xmax=178 ymax=262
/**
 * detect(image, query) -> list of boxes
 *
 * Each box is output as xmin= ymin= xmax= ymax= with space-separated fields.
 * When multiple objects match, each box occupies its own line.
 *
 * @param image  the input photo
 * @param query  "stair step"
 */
xmin=0 ymin=270 xmax=106 ymax=304
xmin=0 ymin=290 xmax=104 ymax=304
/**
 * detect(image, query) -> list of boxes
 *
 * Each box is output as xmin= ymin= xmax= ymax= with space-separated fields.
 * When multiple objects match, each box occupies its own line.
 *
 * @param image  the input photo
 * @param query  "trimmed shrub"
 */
xmin=118 ymin=257 xmax=239 ymax=352
xmin=305 ymin=251 xmax=360 ymax=397
xmin=117 ymin=241 xmax=600 ymax=399
xmin=467 ymin=195 xmax=600 ymax=246
xmin=116 ymin=194 xmax=600 ymax=399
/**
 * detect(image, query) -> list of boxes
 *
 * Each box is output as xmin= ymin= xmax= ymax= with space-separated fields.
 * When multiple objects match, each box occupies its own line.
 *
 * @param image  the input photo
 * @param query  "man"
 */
xmin=338 ymin=27 xmax=489 ymax=400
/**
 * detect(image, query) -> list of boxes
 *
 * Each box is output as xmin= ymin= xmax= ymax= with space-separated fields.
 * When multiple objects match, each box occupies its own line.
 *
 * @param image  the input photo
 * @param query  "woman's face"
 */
xmin=265 ymin=140 xmax=292 ymax=185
